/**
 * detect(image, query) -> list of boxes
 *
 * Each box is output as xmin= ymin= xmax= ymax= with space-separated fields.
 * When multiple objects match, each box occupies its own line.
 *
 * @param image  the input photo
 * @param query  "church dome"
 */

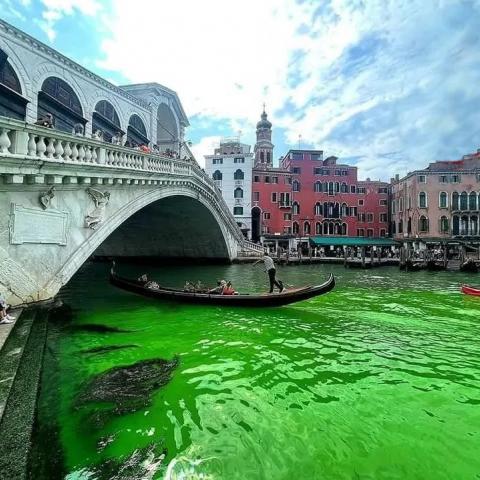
xmin=256 ymin=110 xmax=272 ymax=129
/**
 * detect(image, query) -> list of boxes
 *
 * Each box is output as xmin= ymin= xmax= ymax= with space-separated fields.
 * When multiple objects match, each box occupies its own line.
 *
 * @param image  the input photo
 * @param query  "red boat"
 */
xmin=461 ymin=284 xmax=480 ymax=296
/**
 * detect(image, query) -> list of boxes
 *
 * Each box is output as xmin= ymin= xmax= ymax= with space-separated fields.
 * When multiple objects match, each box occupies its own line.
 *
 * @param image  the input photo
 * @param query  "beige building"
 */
xmin=391 ymin=150 xmax=480 ymax=241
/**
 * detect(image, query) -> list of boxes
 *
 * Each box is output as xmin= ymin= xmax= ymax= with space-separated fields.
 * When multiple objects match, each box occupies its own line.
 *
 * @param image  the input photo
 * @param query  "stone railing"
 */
xmin=0 ymin=116 xmax=244 ymax=243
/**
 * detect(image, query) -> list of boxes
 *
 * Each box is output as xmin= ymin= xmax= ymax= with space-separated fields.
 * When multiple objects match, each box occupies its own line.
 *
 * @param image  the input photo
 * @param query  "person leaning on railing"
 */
xmin=34 ymin=113 xmax=54 ymax=129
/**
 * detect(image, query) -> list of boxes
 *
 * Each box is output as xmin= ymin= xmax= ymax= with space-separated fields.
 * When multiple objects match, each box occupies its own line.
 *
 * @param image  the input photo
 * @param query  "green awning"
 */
xmin=308 ymin=236 xmax=399 ymax=247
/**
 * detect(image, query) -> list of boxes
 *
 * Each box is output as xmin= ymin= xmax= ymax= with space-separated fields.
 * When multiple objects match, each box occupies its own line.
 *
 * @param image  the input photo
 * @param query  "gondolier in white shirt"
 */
xmin=254 ymin=252 xmax=284 ymax=294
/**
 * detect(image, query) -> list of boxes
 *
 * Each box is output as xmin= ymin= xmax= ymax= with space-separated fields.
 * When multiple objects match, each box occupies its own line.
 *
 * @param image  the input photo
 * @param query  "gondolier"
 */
xmin=254 ymin=252 xmax=284 ymax=294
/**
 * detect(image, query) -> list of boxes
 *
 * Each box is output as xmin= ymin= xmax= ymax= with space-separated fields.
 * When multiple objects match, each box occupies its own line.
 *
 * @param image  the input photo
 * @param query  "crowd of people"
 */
xmin=32 ymin=112 xmax=193 ymax=161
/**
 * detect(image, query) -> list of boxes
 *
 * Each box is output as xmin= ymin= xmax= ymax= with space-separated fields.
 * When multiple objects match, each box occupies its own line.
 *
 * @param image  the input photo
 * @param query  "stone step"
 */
xmin=0 ymin=308 xmax=48 ymax=480
xmin=0 ymin=308 xmax=31 ymax=422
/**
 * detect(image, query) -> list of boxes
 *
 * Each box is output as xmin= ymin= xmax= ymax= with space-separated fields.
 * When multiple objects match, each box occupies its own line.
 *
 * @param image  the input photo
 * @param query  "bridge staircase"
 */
xmin=239 ymin=239 xmax=264 ymax=258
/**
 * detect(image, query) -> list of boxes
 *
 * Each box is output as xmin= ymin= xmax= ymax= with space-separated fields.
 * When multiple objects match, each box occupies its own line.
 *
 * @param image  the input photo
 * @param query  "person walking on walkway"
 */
xmin=254 ymin=253 xmax=284 ymax=294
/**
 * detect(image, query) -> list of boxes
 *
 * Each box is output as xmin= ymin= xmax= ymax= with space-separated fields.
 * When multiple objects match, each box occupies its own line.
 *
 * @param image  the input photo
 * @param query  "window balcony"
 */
xmin=279 ymin=201 xmax=291 ymax=207
xmin=234 ymin=198 xmax=244 ymax=205
xmin=234 ymin=179 xmax=244 ymax=186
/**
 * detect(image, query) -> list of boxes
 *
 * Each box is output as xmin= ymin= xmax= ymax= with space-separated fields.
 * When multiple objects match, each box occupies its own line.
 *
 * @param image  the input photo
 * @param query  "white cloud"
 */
xmin=190 ymin=135 xmax=222 ymax=168
xmin=92 ymin=0 xmax=479 ymax=180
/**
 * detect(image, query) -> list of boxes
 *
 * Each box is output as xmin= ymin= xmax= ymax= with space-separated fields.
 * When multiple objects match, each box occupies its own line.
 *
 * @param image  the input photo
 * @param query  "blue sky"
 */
xmin=1 ymin=0 xmax=480 ymax=180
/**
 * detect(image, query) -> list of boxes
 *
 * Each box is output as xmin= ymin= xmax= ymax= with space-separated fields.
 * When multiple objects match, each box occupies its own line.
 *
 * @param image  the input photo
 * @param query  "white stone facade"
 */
xmin=205 ymin=139 xmax=253 ymax=238
xmin=0 ymin=19 xmax=188 ymax=148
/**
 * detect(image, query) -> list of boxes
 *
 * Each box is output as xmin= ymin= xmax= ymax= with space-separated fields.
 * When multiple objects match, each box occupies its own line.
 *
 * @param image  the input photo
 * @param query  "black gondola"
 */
xmin=426 ymin=260 xmax=447 ymax=271
xmin=460 ymin=259 xmax=479 ymax=273
xmin=110 ymin=264 xmax=335 ymax=307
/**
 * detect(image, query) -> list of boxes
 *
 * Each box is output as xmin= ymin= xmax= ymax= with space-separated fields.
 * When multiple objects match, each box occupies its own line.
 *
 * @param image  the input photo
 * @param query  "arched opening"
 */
xmin=452 ymin=215 xmax=459 ymax=235
xmin=251 ymin=207 xmax=261 ymax=243
xmin=460 ymin=215 xmax=469 ymax=235
xmin=156 ymin=103 xmax=178 ymax=149
xmin=292 ymin=180 xmax=300 ymax=192
xmin=94 ymin=195 xmax=230 ymax=260
xmin=469 ymin=192 xmax=477 ymax=211
xmin=292 ymin=202 xmax=300 ymax=215
xmin=92 ymin=100 xmax=123 ymax=142
xmin=314 ymin=181 xmax=321 ymax=192
xmin=341 ymin=223 xmax=347 ymax=235
xmin=304 ymin=222 xmax=310 ymax=235
xmin=315 ymin=222 xmax=322 ymax=234
xmin=440 ymin=216 xmax=449 ymax=233
xmin=234 ymin=187 xmax=243 ymax=198
xmin=419 ymin=215 xmax=429 ymax=232
xmin=293 ymin=221 xmax=299 ymax=235
xmin=314 ymin=202 xmax=322 ymax=216
xmin=38 ymin=76 xmax=85 ymax=133
xmin=234 ymin=169 xmax=244 ymax=180
xmin=452 ymin=192 xmax=459 ymax=210
xmin=341 ymin=182 xmax=348 ymax=193
xmin=328 ymin=223 xmax=334 ymax=235
xmin=460 ymin=192 xmax=468 ymax=211
xmin=0 ymin=49 xmax=27 ymax=120
xmin=127 ymin=114 xmax=148 ymax=146
xmin=439 ymin=192 xmax=448 ymax=209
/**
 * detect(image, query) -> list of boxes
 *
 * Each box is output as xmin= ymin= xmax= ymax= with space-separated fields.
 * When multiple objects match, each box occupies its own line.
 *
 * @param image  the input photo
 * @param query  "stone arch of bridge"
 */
xmin=44 ymin=186 xmax=236 ymax=295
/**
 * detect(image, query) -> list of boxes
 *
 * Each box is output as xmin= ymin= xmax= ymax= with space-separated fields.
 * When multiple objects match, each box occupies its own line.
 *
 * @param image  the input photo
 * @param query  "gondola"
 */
xmin=109 ymin=264 xmax=335 ymax=307
xmin=426 ymin=260 xmax=447 ymax=271
xmin=460 ymin=259 xmax=479 ymax=273
xmin=461 ymin=284 xmax=480 ymax=296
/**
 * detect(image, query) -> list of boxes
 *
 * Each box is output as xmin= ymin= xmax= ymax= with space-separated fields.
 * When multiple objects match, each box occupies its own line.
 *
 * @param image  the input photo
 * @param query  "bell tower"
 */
xmin=254 ymin=105 xmax=274 ymax=167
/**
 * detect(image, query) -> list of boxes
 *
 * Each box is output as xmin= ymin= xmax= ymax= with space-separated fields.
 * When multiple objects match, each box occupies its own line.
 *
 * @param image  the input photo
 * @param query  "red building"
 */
xmin=250 ymin=110 xmax=390 ymax=250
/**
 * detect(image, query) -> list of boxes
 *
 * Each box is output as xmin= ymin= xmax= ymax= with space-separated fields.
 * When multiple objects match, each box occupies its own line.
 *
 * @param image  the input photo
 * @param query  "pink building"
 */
xmin=391 ymin=150 xmax=480 ymax=241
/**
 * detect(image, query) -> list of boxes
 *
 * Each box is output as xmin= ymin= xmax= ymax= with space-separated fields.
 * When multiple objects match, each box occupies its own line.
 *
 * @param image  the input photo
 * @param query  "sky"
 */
xmin=1 ymin=0 xmax=479 ymax=180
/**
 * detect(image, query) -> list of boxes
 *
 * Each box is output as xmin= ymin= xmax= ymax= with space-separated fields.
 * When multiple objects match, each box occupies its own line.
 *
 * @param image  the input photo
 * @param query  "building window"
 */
xmin=335 ymin=182 xmax=340 ymax=193
xmin=271 ymin=192 xmax=277 ymax=202
xmin=292 ymin=180 xmax=300 ymax=192
xmin=234 ymin=157 xmax=245 ymax=163
xmin=314 ymin=167 xmax=322 ymax=175
xmin=284 ymin=213 xmax=292 ymax=220
xmin=233 ymin=207 xmax=243 ymax=215
xmin=460 ymin=191 xmax=468 ymax=210
xmin=292 ymin=167 xmax=301 ymax=174
xmin=311 ymin=153 xmax=322 ymax=161
xmin=304 ymin=222 xmax=311 ymax=235
xmin=213 ymin=170 xmax=222 ymax=180
xmin=341 ymin=182 xmax=348 ymax=193
xmin=439 ymin=191 xmax=448 ymax=208
xmin=267 ymin=152 xmax=271 ymax=162
xmin=418 ymin=192 xmax=427 ymax=208
xmin=398 ymin=220 xmax=403 ymax=233
xmin=357 ymin=228 xmax=365 ymax=236
xmin=293 ymin=222 xmax=299 ymax=234
xmin=380 ymin=213 xmax=388 ymax=222
xmin=419 ymin=216 xmax=429 ymax=232
xmin=350 ymin=206 xmax=357 ymax=216
xmin=378 ymin=187 xmax=388 ymax=194
xmin=260 ymin=152 xmax=264 ymax=162
xmin=234 ymin=187 xmax=243 ymax=198
xmin=280 ymin=192 xmax=291 ymax=206
xmin=451 ymin=174 xmax=461 ymax=183
xmin=350 ymin=185 xmax=356 ymax=193
xmin=272 ymin=176 xmax=278 ymax=184
xmin=254 ymin=175 xmax=260 ymax=182
xmin=469 ymin=192 xmax=477 ymax=210
xmin=335 ymin=169 xmax=341 ymax=176
xmin=264 ymin=176 xmax=270 ymax=183
xmin=314 ymin=203 xmax=322 ymax=216
xmin=367 ymin=229 xmax=374 ymax=237
xmin=358 ymin=187 xmax=366 ymax=194
xmin=287 ymin=177 xmax=292 ymax=184
xmin=439 ymin=175 xmax=448 ymax=183
xmin=358 ymin=199 xmax=364 ymax=206
xmin=440 ymin=216 xmax=449 ymax=233
xmin=380 ymin=229 xmax=386 ymax=237
xmin=328 ymin=182 xmax=334 ymax=195
xmin=283 ymin=226 xmax=292 ymax=234
xmin=367 ymin=213 xmax=374 ymax=222
xmin=315 ymin=222 xmax=322 ymax=234
xmin=292 ymin=152 xmax=303 ymax=161
xmin=234 ymin=169 xmax=244 ymax=180
xmin=292 ymin=202 xmax=300 ymax=215
xmin=263 ymin=212 xmax=271 ymax=220
xmin=379 ymin=199 xmax=387 ymax=206
xmin=392 ymin=200 xmax=396 ymax=214
xmin=212 ymin=158 xmax=223 ymax=165
xmin=418 ymin=175 xmax=426 ymax=183
xmin=253 ymin=191 xmax=260 ymax=201
xmin=314 ymin=181 xmax=322 ymax=192
xmin=452 ymin=192 xmax=459 ymax=210
xmin=342 ymin=170 xmax=348 ymax=176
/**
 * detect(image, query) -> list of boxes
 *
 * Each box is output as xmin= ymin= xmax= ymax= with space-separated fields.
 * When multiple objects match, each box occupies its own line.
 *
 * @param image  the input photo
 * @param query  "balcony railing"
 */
xmin=234 ymin=179 xmax=244 ymax=186
xmin=279 ymin=201 xmax=292 ymax=207
xmin=234 ymin=198 xmax=244 ymax=205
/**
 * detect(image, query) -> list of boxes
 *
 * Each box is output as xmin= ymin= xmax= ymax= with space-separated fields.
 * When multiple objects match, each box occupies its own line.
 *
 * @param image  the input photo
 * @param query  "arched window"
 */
xmin=314 ymin=181 xmax=322 ymax=192
xmin=293 ymin=222 xmax=299 ymax=234
xmin=398 ymin=220 xmax=403 ymax=233
xmin=452 ymin=215 xmax=459 ymax=235
xmin=0 ymin=49 xmax=26 ymax=120
xmin=460 ymin=192 xmax=468 ymax=210
xmin=323 ymin=222 xmax=328 ymax=235
xmin=292 ymin=180 xmax=300 ymax=192
xmin=439 ymin=192 xmax=448 ymax=209
xmin=127 ymin=114 xmax=148 ymax=146
xmin=418 ymin=192 xmax=427 ymax=208
xmin=341 ymin=203 xmax=348 ymax=217
xmin=260 ymin=151 xmax=264 ymax=162
xmin=391 ymin=221 xmax=396 ymax=234
xmin=234 ymin=169 xmax=244 ymax=180
xmin=380 ymin=228 xmax=386 ymax=237
xmin=213 ymin=170 xmax=222 ymax=180
xmin=38 ymin=76 xmax=84 ymax=133
xmin=304 ymin=222 xmax=311 ymax=235
xmin=323 ymin=182 xmax=328 ymax=193
xmin=328 ymin=223 xmax=334 ymax=235
xmin=234 ymin=187 xmax=243 ymax=198
xmin=341 ymin=223 xmax=347 ymax=235
xmin=292 ymin=202 xmax=300 ymax=215
xmin=419 ymin=215 xmax=429 ymax=232
xmin=93 ymin=100 xmax=122 ymax=142
xmin=315 ymin=222 xmax=322 ymax=234
xmin=440 ymin=216 xmax=449 ymax=233
xmin=314 ymin=202 xmax=322 ymax=216
xmin=460 ymin=215 xmax=469 ymax=235
xmin=471 ymin=216 xmax=478 ymax=235
xmin=335 ymin=224 xmax=341 ymax=235
xmin=335 ymin=182 xmax=340 ymax=193
xmin=452 ymin=192 xmax=459 ymax=210
xmin=328 ymin=182 xmax=334 ymax=195
xmin=341 ymin=182 xmax=348 ymax=193
xmin=469 ymin=192 xmax=477 ymax=210
xmin=266 ymin=152 xmax=271 ymax=163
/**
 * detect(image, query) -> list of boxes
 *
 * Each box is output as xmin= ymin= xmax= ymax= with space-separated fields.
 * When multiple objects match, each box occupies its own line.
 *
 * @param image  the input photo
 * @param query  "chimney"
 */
xmin=395 ymin=174 xmax=400 ymax=181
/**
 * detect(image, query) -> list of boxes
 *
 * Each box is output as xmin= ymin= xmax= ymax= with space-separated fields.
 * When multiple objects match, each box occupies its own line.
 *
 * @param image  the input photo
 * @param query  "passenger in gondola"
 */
xmin=208 ymin=280 xmax=226 ymax=294
xmin=222 ymin=281 xmax=237 ymax=295
xmin=138 ymin=274 xmax=148 ymax=283
xmin=184 ymin=281 xmax=195 ymax=292
xmin=145 ymin=280 xmax=159 ymax=289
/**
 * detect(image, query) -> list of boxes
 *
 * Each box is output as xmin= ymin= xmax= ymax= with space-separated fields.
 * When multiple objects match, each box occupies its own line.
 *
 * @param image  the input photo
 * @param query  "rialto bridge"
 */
xmin=0 ymin=117 xmax=261 ymax=306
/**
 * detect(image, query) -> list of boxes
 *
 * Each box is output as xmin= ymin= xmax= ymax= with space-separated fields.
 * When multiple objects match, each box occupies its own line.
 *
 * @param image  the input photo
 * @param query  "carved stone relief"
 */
xmin=39 ymin=186 xmax=55 ymax=210
xmin=85 ymin=188 xmax=110 ymax=229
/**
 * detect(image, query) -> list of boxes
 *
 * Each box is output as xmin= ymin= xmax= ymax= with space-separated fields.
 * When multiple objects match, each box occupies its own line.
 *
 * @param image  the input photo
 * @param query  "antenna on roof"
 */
xmin=298 ymin=134 xmax=302 ymax=149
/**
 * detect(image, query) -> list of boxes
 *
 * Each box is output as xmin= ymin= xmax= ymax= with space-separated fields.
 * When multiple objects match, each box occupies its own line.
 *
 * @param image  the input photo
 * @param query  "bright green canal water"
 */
xmin=35 ymin=262 xmax=480 ymax=479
